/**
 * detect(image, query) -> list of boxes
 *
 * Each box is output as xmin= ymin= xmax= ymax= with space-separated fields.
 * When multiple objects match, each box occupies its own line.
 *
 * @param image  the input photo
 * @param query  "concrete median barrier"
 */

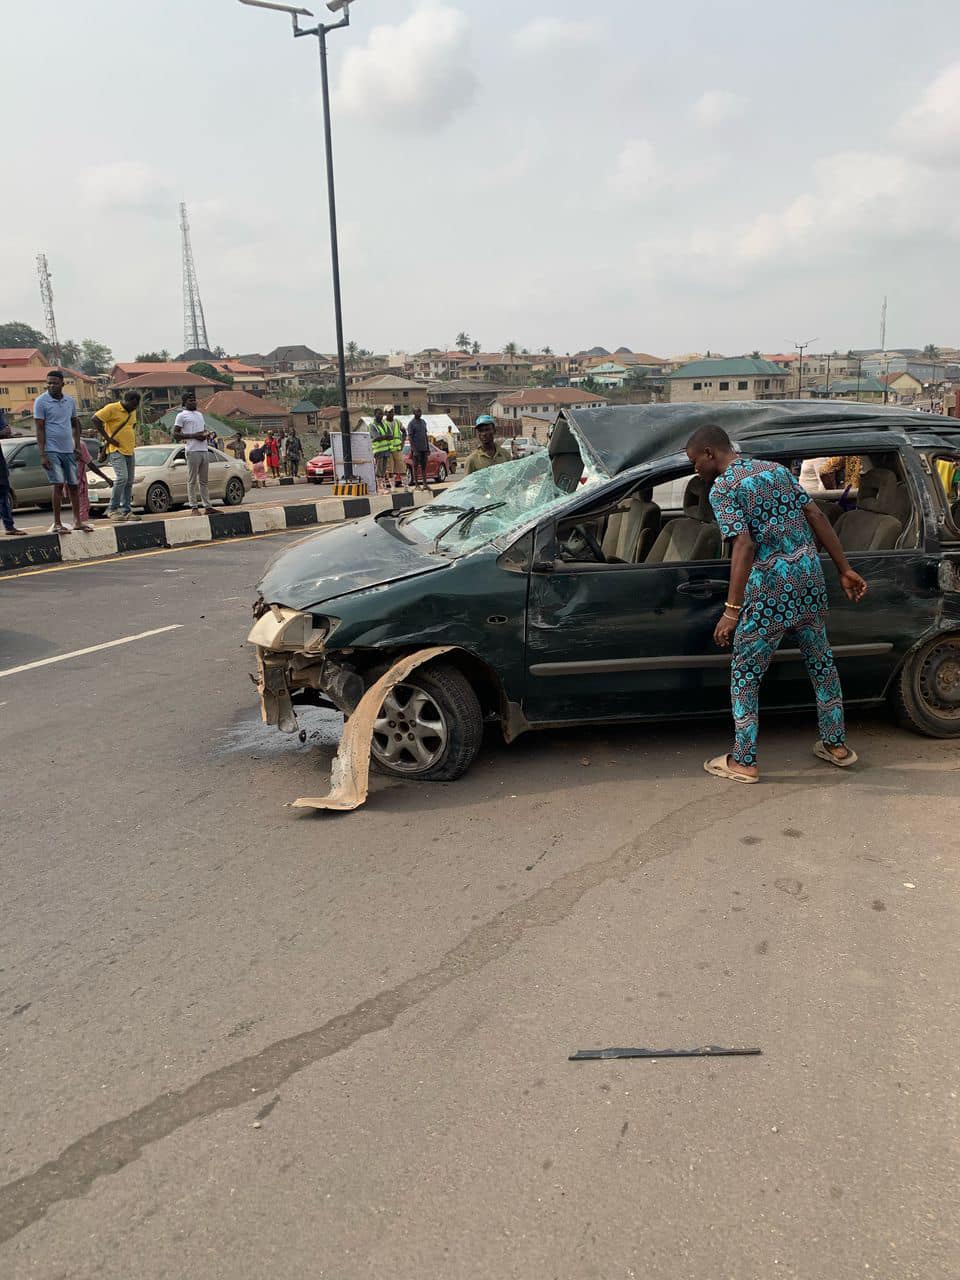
xmin=0 ymin=489 xmax=434 ymax=572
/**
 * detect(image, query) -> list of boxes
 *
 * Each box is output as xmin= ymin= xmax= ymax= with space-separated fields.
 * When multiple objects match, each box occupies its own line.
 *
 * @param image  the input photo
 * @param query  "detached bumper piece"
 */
xmin=569 ymin=1045 xmax=761 ymax=1061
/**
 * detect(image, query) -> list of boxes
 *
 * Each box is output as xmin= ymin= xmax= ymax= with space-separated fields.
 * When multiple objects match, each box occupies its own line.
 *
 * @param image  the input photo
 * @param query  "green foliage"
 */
xmin=581 ymin=375 xmax=603 ymax=394
xmin=0 ymin=321 xmax=49 ymax=350
xmin=304 ymin=385 xmax=340 ymax=409
xmin=136 ymin=350 xmax=171 ymax=362
xmin=471 ymin=340 xmax=480 ymax=355
xmin=188 ymin=361 xmax=233 ymax=386
xmin=503 ymin=341 xmax=519 ymax=359
xmin=346 ymin=340 xmax=359 ymax=366
xmin=60 ymin=339 xmax=81 ymax=368
xmin=455 ymin=331 xmax=471 ymax=352
xmin=923 ymin=343 xmax=939 ymax=358
xmin=79 ymin=339 xmax=113 ymax=376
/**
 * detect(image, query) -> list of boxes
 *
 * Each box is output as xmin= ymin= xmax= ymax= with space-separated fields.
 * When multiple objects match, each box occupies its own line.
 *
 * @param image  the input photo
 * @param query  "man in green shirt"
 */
xmin=464 ymin=415 xmax=512 ymax=475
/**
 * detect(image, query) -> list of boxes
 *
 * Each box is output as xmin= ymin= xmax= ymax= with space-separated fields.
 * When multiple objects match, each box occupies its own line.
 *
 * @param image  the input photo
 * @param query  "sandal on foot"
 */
xmin=703 ymin=754 xmax=759 ymax=784
xmin=813 ymin=741 xmax=858 ymax=768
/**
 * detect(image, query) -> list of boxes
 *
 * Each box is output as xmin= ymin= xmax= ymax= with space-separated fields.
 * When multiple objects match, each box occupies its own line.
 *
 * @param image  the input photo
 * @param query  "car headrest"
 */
xmin=638 ymin=486 xmax=654 ymax=503
xmin=683 ymin=475 xmax=715 ymax=523
xmin=857 ymin=467 xmax=901 ymax=516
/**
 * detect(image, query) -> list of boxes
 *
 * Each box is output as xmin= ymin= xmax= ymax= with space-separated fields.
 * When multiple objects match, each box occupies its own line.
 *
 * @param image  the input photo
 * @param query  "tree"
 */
xmin=60 ymin=339 xmax=82 ymax=368
xmin=750 ymin=349 xmax=760 ymax=358
xmin=304 ymin=385 xmax=340 ymax=409
xmin=79 ymin=339 xmax=113 ymax=376
xmin=503 ymin=340 xmax=519 ymax=359
xmin=188 ymin=361 xmax=233 ymax=386
xmin=541 ymin=345 xmax=553 ymax=358
xmin=455 ymin=331 xmax=471 ymax=352
xmin=346 ymin=340 xmax=359 ymax=367
xmin=581 ymin=375 xmax=603 ymax=394
xmin=923 ymin=343 xmax=939 ymax=358
xmin=471 ymin=339 xmax=480 ymax=355
xmin=136 ymin=349 xmax=171 ymax=362
xmin=0 ymin=321 xmax=49 ymax=350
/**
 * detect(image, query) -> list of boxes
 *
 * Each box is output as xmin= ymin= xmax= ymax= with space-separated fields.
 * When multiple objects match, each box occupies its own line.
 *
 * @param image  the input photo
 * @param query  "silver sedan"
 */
xmin=88 ymin=444 xmax=250 ymax=515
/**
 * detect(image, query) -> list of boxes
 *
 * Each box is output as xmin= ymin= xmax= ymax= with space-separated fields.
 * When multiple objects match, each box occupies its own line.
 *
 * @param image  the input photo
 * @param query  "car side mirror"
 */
xmin=8 ymin=459 xmax=26 ymax=469
xmin=172 ymin=459 xmax=186 ymax=467
xmin=532 ymin=559 xmax=555 ymax=574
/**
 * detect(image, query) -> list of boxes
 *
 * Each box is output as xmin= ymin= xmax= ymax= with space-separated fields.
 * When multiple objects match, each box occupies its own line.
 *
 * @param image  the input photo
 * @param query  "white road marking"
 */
xmin=0 ymin=625 xmax=183 ymax=680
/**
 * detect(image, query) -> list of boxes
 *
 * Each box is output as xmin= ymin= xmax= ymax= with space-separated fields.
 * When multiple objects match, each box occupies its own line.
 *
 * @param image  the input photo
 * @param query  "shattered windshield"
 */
xmin=396 ymin=449 xmax=604 ymax=555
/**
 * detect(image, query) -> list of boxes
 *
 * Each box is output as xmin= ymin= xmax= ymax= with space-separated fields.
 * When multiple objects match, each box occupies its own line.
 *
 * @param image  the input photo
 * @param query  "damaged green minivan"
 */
xmin=249 ymin=402 xmax=960 ymax=782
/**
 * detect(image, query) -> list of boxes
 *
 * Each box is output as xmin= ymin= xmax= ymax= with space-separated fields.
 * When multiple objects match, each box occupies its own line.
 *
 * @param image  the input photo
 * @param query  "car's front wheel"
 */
xmin=145 ymin=482 xmax=172 ymax=514
xmin=223 ymin=477 xmax=245 ymax=506
xmin=893 ymin=633 xmax=960 ymax=736
xmin=436 ymin=464 xmax=448 ymax=482
xmin=370 ymin=662 xmax=483 ymax=781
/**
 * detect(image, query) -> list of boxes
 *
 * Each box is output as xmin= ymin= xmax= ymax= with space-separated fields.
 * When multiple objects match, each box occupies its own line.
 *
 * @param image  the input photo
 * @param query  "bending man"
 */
xmin=685 ymin=425 xmax=867 ymax=783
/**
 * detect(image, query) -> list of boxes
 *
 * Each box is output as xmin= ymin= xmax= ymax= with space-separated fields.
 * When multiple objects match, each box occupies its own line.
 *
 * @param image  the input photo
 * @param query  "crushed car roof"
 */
xmin=559 ymin=400 xmax=960 ymax=478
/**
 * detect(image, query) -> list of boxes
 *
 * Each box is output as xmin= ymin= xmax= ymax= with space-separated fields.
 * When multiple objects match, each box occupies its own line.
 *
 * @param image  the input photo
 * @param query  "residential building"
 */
xmin=425 ymin=379 xmax=515 ymax=423
xmin=489 ymin=388 xmax=608 ymax=422
xmin=881 ymin=371 xmax=924 ymax=403
xmin=455 ymin=352 xmax=535 ymax=381
xmin=407 ymin=349 xmax=472 ymax=380
xmin=811 ymin=376 xmax=886 ymax=403
xmin=199 ymin=389 xmax=291 ymax=433
xmin=289 ymin=398 xmax=323 ymax=432
xmin=346 ymin=375 xmax=428 ymax=414
xmin=0 ymin=347 xmax=48 ymax=370
xmin=664 ymin=357 xmax=789 ymax=403
xmin=261 ymin=344 xmax=327 ymax=373
xmin=573 ymin=361 xmax=630 ymax=388
xmin=112 ymin=370 xmax=223 ymax=413
xmin=0 ymin=365 xmax=99 ymax=418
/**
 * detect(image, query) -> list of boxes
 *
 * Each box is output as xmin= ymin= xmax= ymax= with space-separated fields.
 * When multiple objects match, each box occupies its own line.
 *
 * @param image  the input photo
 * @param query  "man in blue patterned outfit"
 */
xmin=685 ymin=425 xmax=868 ymax=783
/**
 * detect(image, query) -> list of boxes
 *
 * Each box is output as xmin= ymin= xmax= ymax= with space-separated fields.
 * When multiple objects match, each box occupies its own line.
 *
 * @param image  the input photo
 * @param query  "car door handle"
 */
xmin=676 ymin=579 xmax=728 ymax=597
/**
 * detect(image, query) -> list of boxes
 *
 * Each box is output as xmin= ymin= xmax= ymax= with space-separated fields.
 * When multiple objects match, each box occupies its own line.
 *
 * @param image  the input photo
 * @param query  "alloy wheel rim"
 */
xmin=372 ymin=683 xmax=448 ymax=773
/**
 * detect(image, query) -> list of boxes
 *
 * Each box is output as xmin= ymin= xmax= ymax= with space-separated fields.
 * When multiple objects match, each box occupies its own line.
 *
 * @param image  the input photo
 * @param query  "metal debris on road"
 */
xmin=569 ymin=1045 xmax=762 ymax=1061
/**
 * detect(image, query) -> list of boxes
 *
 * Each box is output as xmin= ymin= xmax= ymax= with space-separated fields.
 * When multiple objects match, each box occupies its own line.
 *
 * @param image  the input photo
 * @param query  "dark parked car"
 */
xmin=249 ymin=402 xmax=960 ymax=781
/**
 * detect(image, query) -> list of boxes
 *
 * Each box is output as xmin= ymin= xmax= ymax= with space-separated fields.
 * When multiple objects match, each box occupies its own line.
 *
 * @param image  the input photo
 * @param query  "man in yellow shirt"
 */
xmin=93 ymin=391 xmax=142 ymax=522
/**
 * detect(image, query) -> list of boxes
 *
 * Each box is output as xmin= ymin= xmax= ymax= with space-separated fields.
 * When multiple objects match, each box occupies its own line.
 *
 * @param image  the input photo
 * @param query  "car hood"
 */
xmin=257 ymin=514 xmax=449 ymax=610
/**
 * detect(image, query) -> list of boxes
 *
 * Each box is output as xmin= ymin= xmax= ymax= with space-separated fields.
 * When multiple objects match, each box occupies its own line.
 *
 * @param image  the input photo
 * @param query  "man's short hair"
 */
xmin=181 ymin=390 xmax=195 ymax=404
xmin=47 ymin=369 xmax=64 ymax=380
xmin=686 ymin=424 xmax=732 ymax=453
xmin=123 ymin=391 xmax=142 ymax=406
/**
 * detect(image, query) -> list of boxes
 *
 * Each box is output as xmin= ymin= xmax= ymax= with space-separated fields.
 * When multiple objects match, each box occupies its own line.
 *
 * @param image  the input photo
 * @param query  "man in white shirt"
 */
xmin=174 ymin=391 xmax=215 ymax=515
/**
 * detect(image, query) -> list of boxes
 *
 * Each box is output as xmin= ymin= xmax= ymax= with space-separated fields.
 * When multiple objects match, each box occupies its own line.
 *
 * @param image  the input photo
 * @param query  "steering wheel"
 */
xmin=572 ymin=524 xmax=607 ymax=563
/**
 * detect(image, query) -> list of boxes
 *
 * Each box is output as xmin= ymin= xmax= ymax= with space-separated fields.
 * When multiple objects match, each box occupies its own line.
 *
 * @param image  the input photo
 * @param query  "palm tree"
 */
xmin=471 ymin=339 xmax=480 ymax=355
xmin=541 ymin=345 xmax=553 ymax=357
xmin=346 ymin=340 xmax=359 ymax=367
xmin=503 ymin=341 xmax=519 ymax=360
xmin=455 ymin=331 xmax=471 ymax=352
xmin=923 ymin=343 xmax=939 ymax=358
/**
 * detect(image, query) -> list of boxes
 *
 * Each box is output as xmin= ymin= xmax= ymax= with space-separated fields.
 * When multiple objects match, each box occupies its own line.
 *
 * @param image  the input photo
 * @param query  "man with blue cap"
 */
xmin=465 ymin=414 xmax=512 ymax=475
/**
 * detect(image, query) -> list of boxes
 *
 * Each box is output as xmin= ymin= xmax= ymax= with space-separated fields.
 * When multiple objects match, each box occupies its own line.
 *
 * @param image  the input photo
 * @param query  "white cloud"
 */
xmin=334 ymin=5 xmax=476 ymax=132
xmin=893 ymin=62 xmax=960 ymax=163
xmin=79 ymin=162 xmax=175 ymax=215
xmin=512 ymin=18 xmax=599 ymax=53
xmin=690 ymin=89 xmax=746 ymax=128
xmin=609 ymin=138 xmax=661 ymax=200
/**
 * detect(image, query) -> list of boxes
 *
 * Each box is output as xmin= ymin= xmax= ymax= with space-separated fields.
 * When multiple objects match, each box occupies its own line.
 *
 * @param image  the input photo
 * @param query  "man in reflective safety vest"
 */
xmin=370 ymin=409 xmax=393 ymax=495
xmin=383 ymin=407 xmax=406 ymax=489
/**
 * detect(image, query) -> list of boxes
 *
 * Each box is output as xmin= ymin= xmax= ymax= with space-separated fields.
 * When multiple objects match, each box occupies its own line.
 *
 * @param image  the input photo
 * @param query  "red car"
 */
xmin=402 ymin=440 xmax=449 ymax=484
xmin=306 ymin=449 xmax=334 ymax=483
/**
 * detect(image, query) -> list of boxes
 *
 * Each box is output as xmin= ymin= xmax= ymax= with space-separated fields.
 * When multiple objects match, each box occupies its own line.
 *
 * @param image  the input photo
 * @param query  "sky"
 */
xmin=4 ymin=0 xmax=960 ymax=361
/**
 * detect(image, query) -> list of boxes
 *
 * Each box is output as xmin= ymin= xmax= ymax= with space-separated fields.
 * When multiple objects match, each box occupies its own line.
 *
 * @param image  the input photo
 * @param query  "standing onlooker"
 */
xmin=383 ymin=407 xmax=406 ymax=489
xmin=464 ymin=415 xmax=512 ymax=475
xmin=407 ymin=408 xmax=430 ymax=490
xmin=92 ymin=390 xmax=142 ymax=523
xmin=174 ymin=391 xmax=216 ymax=515
xmin=34 ymin=369 xmax=91 ymax=533
xmin=284 ymin=429 xmax=303 ymax=478
xmin=228 ymin=433 xmax=246 ymax=462
xmin=0 ymin=409 xmax=27 ymax=536
xmin=370 ymin=409 xmax=391 ymax=495
xmin=264 ymin=431 xmax=281 ymax=479
xmin=319 ymin=428 xmax=331 ymax=452
xmin=249 ymin=442 xmax=267 ymax=488
xmin=74 ymin=438 xmax=114 ymax=527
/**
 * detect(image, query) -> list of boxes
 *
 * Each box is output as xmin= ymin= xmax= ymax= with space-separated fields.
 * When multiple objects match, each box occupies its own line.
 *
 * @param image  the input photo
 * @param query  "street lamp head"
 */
xmin=326 ymin=0 xmax=351 ymax=11
xmin=237 ymin=0 xmax=314 ymax=17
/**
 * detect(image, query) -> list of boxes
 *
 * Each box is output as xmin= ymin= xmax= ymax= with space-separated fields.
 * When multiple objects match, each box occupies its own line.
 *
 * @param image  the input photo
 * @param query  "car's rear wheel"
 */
xmin=892 ymin=633 xmax=960 ymax=737
xmin=405 ymin=466 xmax=414 ymax=486
xmin=370 ymin=662 xmax=483 ymax=781
xmin=145 ymin=482 xmax=172 ymax=514
xmin=436 ymin=464 xmax=448 ymax=482
xmin=224 ymin=477 xmax=245 ymax=506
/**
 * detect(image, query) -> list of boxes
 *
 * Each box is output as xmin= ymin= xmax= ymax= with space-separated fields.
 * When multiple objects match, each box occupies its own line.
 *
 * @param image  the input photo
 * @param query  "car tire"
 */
xmin=436 ymin=464 xmax=448 ymax=482
xmin=405 ymin=466 xmax=414 ymax=486
xmin=8 ymin=487 xmax=17 ymax=509
xmin=145 ymin=482 xmax=172 ymax=514
xmin=892 ymin=633 xmax=960 ymax=737
xmin=224 ymin=477 xmax=245 ymax=506
xmin=370 ymin=662 xmax=483 ymax=782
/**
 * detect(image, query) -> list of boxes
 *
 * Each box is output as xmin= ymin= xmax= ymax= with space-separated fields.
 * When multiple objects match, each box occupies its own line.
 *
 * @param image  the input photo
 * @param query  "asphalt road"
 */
xmin=1 ymin=534 xmax=958 ymax=1279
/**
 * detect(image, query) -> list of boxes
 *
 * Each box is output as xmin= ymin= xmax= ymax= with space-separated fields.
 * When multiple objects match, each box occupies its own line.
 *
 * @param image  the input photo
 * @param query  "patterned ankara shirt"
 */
xmin=709 ymin=456 xmax=828 ymax=637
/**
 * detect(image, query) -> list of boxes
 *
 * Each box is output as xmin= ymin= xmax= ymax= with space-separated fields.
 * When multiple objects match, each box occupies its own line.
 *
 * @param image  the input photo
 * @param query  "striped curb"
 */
xmin=0 ymin=489 xmax=434 ymax=573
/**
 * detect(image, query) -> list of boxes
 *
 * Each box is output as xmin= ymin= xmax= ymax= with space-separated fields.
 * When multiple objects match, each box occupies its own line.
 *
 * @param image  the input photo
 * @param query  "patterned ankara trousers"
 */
xmin=730 ymin=614 xmax=845 ymax=767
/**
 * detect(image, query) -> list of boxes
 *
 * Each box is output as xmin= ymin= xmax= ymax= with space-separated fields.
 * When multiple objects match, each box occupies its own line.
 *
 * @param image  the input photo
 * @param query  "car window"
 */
xmin=209 ymin=449 xmax=227 ymax=462
xmin=13 ymin=442 xmax=40 ymax=467
xmin=930 ymin=452 xmax=960 ymax=541
xmin=134 ymin=447 xmax=176 ymax=466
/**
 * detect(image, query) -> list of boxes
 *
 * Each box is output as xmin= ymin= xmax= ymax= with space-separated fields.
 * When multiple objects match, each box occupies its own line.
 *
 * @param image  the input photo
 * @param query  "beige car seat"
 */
xmin=645 ymin=476 xmax=721 ymax=563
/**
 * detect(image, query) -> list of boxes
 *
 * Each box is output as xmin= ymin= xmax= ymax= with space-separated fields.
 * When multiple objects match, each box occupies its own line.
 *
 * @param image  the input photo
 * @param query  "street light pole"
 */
xmin=791 ymin=338 xmax=817 ymax=400
xmin=238 ymin=0 xmax=356 ymax=482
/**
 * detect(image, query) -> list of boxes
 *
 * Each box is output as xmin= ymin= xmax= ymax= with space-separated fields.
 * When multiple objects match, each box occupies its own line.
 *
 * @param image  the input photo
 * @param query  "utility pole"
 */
xmin=855 ymin=356 xmax=863 ymax=402
xmin=180 ymin=202 xmax=211 ymax=355
xmin=792 ymin=337 xmax=817 ymax=400
xmin=825 ymin=352 xmax=831 ymax=399
xmin=36 ymin=253 xmax=61 ymax=364
xmin=238 ymin=0 xmax=360 ymax=486
xmin=880 ymin=295 xmax=888 ymax=404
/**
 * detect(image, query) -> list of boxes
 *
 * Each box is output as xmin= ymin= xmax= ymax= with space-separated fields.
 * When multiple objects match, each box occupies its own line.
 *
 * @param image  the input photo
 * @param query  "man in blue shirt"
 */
xmin=34 ymin=370 xmax=91 ymax=533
